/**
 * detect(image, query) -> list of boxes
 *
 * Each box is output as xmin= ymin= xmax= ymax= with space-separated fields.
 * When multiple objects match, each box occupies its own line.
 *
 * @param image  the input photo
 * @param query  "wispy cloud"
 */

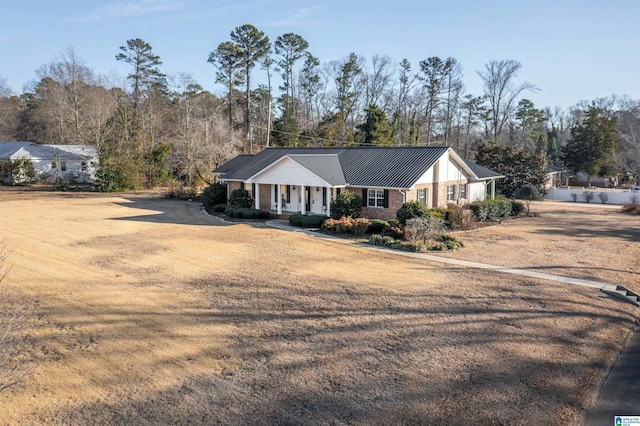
xmin=73 ymin=0 xmax=183 ymax=22
xmin=264 ymin=5 xmax=324 ymax=27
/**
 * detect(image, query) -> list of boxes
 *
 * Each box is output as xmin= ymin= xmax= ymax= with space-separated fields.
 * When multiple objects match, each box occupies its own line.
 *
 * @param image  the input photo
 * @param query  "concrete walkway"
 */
xmin=265 ymin=219 xmax=640 ymax=424
xmin=265 ymin=219 xmax=620 ymax=292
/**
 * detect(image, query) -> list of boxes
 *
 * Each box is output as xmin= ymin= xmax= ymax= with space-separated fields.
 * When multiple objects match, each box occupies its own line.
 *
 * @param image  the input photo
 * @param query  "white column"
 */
xmin=491 ymin=180 xmax=496 ymax=199
xmin=300 ymin=185 xmax=306 ymax=214
xmin=277 ymin=184 xmax=282 ymax=215
xmin=255 ymin=183 xmax=260 ymax=209
xmin=325 ymin=186 xmax=331 ymax=217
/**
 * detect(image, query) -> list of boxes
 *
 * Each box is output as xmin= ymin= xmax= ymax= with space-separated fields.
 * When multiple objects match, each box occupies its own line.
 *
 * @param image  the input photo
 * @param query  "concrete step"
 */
xmin=602 ymin=285 xmax=640 ymax=307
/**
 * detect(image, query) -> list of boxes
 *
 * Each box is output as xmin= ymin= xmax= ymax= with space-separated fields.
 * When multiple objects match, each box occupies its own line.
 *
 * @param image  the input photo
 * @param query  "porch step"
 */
xmin=601 ymin=285 xmax=640 ymax=307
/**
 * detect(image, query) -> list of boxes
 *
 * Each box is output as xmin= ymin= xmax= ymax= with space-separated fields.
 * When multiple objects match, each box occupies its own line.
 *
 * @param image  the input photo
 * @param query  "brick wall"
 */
xmin=346 ymin=186 xmax=404 ymax=220
xmin=258 ymin=184 xmax=271 ymax=211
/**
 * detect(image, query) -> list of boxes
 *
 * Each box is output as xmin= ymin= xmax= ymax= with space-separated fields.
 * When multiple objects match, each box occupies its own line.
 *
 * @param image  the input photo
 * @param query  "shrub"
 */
xmin=368 ymin=234 xmax=384 ymax=246
xmin=432 ymin=239 xmax=464 ymax=251
xmin=445 ymin=203 xmax=473 ymax=230
xmin=164 ymin=180 xmax=197 ymax=199
xmin=406 ymin=216 xmax=446 ymax=244
xmin=387 ymin=219 xmax=401 ymax=228
xmin=598 ymin=192 xmax=609 ymax=204
xmin=224 ymin=205 xmax=236 ymax=216
xmin=201 ymin=182 xmax=227 ymax=207
xmin=93 ymin=166 xmax=122 ymax=192
xmin=9 ymin=158 xmax=35 ymax=186
xmin=352 ymin=218 xmax=371 ymax=236
xmin=367 ymin=219 xmax=389 ymax=234
xmin=52 ymin=177 xmax=69 ymax=192
xmin=381 ymin=226 xmax=405 ymax=240
xmin=289 ymin=214 xmax=303 ymax=226
xmin=330 ymin=191 xmax=362 ymax=219
xmin=469 ymin=198 xmax=512 ymax=222
xmin=396 ymin=201 xmax=430 ymax=225
xmin=230 ymin=208 xmax=270 ymax=219
xmin=511 ymin=200 xmax=525 ymax=216
xmin=570 ymin=192 xmax=578 ymax=202
xmin=581 ymin=191 xmax=594 ymax=203
xmin=631 ymin=194 xmax=639 ymax=205
xmin=622 ymin=203 xmax=640 ymax=215
xmin=299 ymin=214 xmax=327 ymax=228
xmin=514 ymin=184 xmax=542 ymax=215
xmin=213 ymin=204 xmax=227 ymax=213
xmin=229 ymin=188 xmax=253 ymax=208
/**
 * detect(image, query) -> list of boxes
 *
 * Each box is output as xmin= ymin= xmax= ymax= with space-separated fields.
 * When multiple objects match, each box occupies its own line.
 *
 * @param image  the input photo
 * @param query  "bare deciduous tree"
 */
xmin=477 ymin=59 xmax=537 ymax=142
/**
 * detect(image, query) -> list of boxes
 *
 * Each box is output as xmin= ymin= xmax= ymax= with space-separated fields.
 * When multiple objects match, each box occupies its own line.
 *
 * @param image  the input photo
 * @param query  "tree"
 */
xmin=116 ymin=38 xmax=166 ymax=115
xmin=330 ymin=191 xmax=362 ymax=219
xmin=229 ymin=24 xmax=271 ymax=150
xmin=208 ymin=41 xmax=244 ymax=127
xmin=477 ymin=60 xmax=537 ymax=142
xmin=274 ymin=33 xmax=309 ymax=117
xmin=357 ymin=104 xmax=392 ymax=145
xmin=514 ymin=184 xmax=542 ymax=215
xmin=418 ymin=57 xmax=447 ymax=145
xmin=562 ymin=106 xmax=620 ymax=186
xmin=476 ymin=143 xmax=548 ymax=198
xmin=271 ymin=108 xmax=300 ymax=147
xmin=514 ymin=98 xmax=547 ymax=151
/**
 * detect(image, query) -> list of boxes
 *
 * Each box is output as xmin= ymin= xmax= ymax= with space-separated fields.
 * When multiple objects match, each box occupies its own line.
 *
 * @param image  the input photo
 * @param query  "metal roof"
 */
xmin=463 ymin=159 xmax=505 ymax=180
xmin=286 ymin=154 xmax=346 ymax=186
xmin=217 ymin=146 xmax=473 ymax=189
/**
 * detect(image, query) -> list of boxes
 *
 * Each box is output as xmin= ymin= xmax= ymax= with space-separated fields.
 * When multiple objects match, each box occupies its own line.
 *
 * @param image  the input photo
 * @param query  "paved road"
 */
xmin=582 ymin=323 xmax=640 ymax=425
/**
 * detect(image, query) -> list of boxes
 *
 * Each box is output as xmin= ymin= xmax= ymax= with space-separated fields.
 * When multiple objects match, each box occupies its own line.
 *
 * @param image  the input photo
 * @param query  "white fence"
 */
xmin=545 ymin=187 xmax=639 ymax=205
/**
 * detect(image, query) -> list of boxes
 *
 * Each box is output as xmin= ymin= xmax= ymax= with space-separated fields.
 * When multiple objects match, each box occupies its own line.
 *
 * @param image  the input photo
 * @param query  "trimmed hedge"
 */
xmin=229 ymin=208 xmax=271 ymax=219
xmin=289 ymin=214 xmax=326 ymax=228
xmin=469 ymin=197 xmax=512 ymax=222
xmin=322 ymin=217 xmax=370 ymax=235
xmin=368 ymin=233 xmax=464 ymax=252
xmin=213 ymin=204 xmax=227 ymax=213
xmin=367 ymin=218 xmax=389 ymax=234
xmin=396 ymin=201 xmax=430 ymax=225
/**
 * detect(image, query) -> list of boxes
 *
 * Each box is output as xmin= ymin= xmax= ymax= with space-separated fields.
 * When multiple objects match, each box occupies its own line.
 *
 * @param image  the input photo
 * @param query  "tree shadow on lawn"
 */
xmin=110 ymin=197 xmax=233 ymax=227
xmin=44 ymin=269 xmax=637 ymax=425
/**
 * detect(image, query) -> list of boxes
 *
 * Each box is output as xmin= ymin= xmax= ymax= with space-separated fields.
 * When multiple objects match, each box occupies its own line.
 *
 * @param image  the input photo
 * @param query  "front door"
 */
xmin=305 ymin=187 xmax=311 ymax=212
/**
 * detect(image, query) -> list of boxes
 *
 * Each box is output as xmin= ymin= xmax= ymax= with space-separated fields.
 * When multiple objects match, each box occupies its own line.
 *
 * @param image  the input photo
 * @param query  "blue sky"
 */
xmin=1 ymin=0 xmax=638 ymax=110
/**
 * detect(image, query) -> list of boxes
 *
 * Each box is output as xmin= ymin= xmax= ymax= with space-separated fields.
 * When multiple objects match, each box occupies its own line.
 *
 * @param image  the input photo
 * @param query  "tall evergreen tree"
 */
xmin=229 ymin=24 xmax=271 ymax=151
xmin=358 ymin=104 xmax=393 ymax=146
xmin=116 ymin=38 xmax=166 ymax=115
xmin=274 ymin=33 xmax=309 ymax=117
xmin=208 ymin=41 xmax=244 ymax=127
xmin=562 ymin=106 xmax=620 ymax=185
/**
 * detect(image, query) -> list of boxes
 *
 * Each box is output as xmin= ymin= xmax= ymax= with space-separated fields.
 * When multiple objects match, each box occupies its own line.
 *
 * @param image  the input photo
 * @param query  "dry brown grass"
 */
xmin=0 ymin=190 xmax=637 ymax=425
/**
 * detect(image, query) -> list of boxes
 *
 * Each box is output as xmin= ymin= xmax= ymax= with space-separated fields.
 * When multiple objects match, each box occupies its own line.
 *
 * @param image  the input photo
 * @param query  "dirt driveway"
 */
xmin=0 ymin=190 xmax=637 ymax=425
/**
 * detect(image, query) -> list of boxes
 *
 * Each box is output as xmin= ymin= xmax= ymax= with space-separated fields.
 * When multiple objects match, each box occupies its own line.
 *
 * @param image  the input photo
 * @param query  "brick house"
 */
xmin=214 ymin=146 xmax=503 ymax=220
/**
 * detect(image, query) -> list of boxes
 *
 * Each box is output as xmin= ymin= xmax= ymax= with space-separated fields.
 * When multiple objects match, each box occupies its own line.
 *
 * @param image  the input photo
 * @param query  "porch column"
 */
xmin=491 ymin=180 xmax=496 ymax=200
xmin=276 ymin=184 xmax=282 ymax=215
xmin=255 ymin=183 xmax=260 ymax=209
xmin=326 ymin=186 xmax=332 ymax=217
xmin=300 ymin=185 xmax=306 ymax=214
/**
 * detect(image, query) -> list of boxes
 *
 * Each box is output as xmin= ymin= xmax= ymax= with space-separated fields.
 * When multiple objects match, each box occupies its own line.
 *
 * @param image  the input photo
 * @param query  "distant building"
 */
xmin=0 ymin=142 xmax=99 ymax=185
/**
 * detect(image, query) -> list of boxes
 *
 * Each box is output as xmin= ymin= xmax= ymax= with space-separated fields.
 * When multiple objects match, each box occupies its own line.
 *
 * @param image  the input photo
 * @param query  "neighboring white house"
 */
xmin=0 ymin=142 xmax=99 ymax=185
xmin=214 ymin=146 xmax=504 ymax=219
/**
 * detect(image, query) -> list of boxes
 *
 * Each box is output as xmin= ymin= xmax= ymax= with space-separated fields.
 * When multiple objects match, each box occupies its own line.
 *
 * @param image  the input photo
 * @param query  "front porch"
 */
xmin=253 ymin=183 xmax=337 ymax=217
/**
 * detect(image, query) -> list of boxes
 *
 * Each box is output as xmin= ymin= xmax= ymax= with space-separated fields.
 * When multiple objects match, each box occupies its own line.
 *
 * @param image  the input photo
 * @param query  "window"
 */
xmin=417 ymin=188 xmax=428 ymax=205
xmin=81 ymin=162 xmax=87 ymax=172
xmin=459 ymin=184 xmax=467 ymax=200
xmin=367 ymin=189 xmax=385 ymax=208
xmin=322 ymin=187 xmax=327 ymax=207
xmin=286 ymin=185 xmax=291 ymax=203
xmin=61 ymin=162 xmax=67 ymax=172
xmin=240 ymin=182 xmax=245 ymax=190
xmin=51 ymin=162 xmax=57 ymax=170
xmin=447 ymin=185 xmax=456 ymax=202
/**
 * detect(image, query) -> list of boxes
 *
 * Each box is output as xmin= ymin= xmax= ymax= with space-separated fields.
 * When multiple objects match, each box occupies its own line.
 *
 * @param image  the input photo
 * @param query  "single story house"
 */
xmin=214 ymin=146 xmax=504 ymax=220
xmin=0 ymin=142 xmax=99 ymax=185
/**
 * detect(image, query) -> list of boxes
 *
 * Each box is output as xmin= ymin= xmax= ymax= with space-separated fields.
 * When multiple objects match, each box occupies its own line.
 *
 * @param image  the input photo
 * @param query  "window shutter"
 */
xmin=383 ymin=189 xmax=389 ymax=208
xmin=362 ymin=189 xmax=367 ymax=206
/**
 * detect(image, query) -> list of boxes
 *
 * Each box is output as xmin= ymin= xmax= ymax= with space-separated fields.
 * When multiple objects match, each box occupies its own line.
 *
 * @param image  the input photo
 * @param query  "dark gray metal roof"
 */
xmin=463 ymin=159 xmax=505 ymax=180
xmin=287 ymin=154 xmax=346 ymax=185
xmin=219 ymin=146 xmax=486 ymax=189
xmin=214 ymin=154 xmax=255 ymax=175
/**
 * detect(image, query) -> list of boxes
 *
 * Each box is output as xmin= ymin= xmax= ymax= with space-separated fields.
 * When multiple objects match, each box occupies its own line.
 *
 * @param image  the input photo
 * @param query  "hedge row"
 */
xmin=469 ymin=198 xmax=513 ymax=222
xmin=288 ymin=214 xmax=327 ymax=228
xmin=225 ymin=207 xmax=271 ymax=219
